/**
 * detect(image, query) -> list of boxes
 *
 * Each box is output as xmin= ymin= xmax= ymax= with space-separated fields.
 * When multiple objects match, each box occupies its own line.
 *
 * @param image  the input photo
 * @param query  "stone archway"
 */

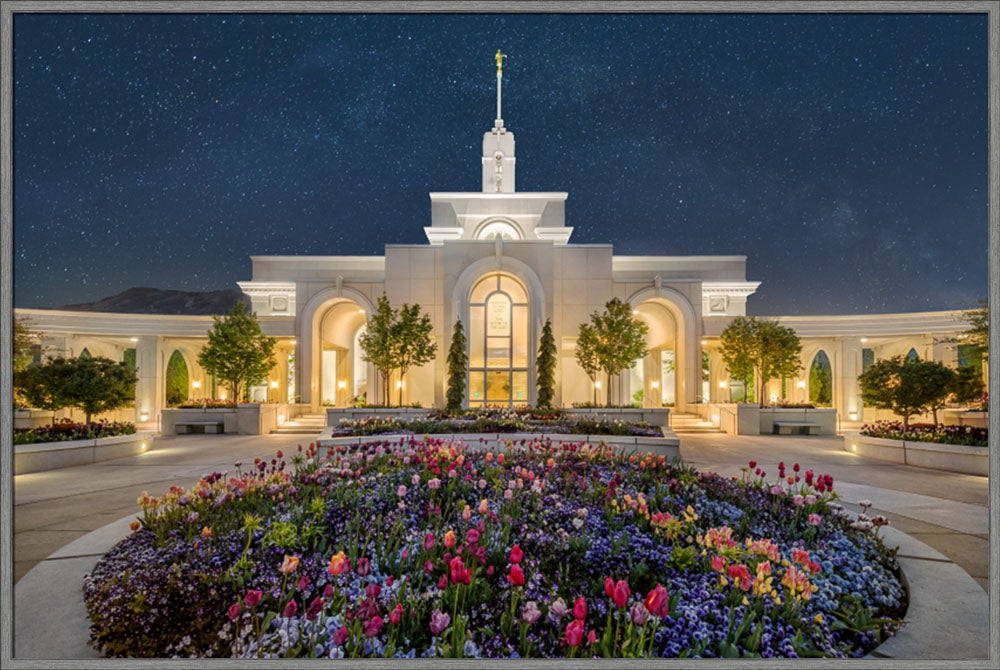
xmin=627 ymin=286 xmax=699 ymax=411
xmin=297 ymin=286 xmax=375 ymax=409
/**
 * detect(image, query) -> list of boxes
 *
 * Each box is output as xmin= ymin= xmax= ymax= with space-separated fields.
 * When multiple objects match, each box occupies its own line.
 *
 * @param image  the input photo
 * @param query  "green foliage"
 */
xmin=20 ymin=355 xmax=137 ymax=426
xmin=721 ymin=317 xmax=802 ymax=404
xmin=446 ymin=319 xmax=468 ymax=412
xmin=360 ymin=294 xmax=398 ymax=407
xmin=575 ymin=322 xmax=602 ymax=405
xmin=196 ymin=302 xmax=277 ymax=402
xmin=393 ymin=303 xmax=437 ymax=407
xmin=13 ymin=316 xmax=35 ymax=375
xmin=585 ymin=298 xmax=649 ymax=407
xmin=809 ymin=353 xmax=832 ymax=407
xmin=123 ymin=348 xmax=136 ymax=371
xmin=165 ymin=351 xmax=189 ymax=406
xmin=858 ymin=354 xmax=954 ymax=431
xmin=950 ymin=364 xmax=985 ymax=407
xmin=536 ymin=318 xmax=557 ymax=409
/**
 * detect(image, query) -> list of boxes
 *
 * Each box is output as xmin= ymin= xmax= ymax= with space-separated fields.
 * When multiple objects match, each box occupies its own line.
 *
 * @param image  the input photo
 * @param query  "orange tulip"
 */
xmin=328 ymin=551 xmax=347 ymax=576
xmin=280 ymin=555 xmax=300 ymax=574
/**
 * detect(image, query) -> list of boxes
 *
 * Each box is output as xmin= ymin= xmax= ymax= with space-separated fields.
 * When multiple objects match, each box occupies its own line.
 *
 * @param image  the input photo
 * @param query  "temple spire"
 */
xmin=495 ymin=49 xmax=506 ymax=128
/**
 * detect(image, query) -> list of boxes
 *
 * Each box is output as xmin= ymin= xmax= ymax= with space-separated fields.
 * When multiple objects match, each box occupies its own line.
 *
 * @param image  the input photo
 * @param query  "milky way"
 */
xmin=12 ymin=12 xmax=988 ymax=314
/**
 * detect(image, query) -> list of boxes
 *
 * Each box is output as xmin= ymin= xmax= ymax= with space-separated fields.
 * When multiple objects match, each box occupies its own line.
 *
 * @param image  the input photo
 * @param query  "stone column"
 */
xmin=39 ymin=335 xmax=69 ymax=361
xmin=838 ymin=337 xmax=863 ymax=421
xmin=135 ymin=336 xmax=164 ymax=427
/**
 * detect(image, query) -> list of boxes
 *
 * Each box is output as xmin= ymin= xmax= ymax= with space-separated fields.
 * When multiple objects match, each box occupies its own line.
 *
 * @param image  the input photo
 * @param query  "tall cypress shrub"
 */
xmin=446 ymin=319 xmax=468 ymax=412
xmin=536 ymin=318 xmax=556 ymax=409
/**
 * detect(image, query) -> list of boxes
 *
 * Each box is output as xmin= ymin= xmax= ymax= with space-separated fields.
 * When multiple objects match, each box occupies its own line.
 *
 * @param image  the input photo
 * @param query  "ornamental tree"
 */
xmin=950 ymin=363 xmax=986 ymax=407
xmin=589 ymin=297 xmax=649 ymax=407
xmin=859 ymin=354 xmax=953 ymax=432
xmin=719 ymin=316 xmax=755 ymax=402
xmin=392 ymin=303 xmax=437 ymax=407
xmin=575 ymin=322 xmax=602 ymax=406
xmin=536 ymin=318 xmax=557 ymax=409
xmin=719 ymin=316 xmax=802 ymax=405
xmin=20 ymin=355 xmax=136 ymax=428
xmin=359 ymin=293 xmax=397 ymax=406
xmin=197 ymin=302 xmax=277 ymax=403
xmin=445 ymin=319 xmax=468 ymax=412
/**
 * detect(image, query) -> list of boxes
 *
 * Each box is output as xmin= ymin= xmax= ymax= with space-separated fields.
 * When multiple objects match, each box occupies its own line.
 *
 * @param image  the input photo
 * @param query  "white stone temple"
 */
xmin=14 ymin=52 xmax=980 ymax=431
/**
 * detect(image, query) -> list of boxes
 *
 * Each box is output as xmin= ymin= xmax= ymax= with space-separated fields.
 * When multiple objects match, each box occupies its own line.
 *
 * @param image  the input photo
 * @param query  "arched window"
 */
xmin=476 ymin=221 xmax=521 ymax=241
xmin=468 ymin=273 xmax=529 ymax=407
xmin=809 ymin=350 xmax=833 ymax=406
xmin=906 ymin=348 xmax=919 ymax=362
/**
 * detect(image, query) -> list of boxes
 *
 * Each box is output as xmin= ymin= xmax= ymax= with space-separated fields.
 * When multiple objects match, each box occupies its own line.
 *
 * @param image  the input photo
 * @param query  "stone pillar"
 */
xmin=838 ymin=337 xmax=863 ymax=421
xmin=39 ymin=335 xmax=69 ymax=360
xmin=135 ymin=336 xmax=164 ymax=428
xmin=643 ymin=350 xmax=660 ymax=408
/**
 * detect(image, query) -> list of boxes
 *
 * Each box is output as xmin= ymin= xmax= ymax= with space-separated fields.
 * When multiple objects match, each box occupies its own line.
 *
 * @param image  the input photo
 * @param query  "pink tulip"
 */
xmin=283 ymin=599 xmax=297 ymax=618
xmin=244 ymin=589 xmax=263 ymax=608
xmin=227 ymin=602 xmax=241 ymax=620
xmin=332 ymin=625 xmax=349 ymax=646
xmin=565 ymin=619 xmax=584 ymax=646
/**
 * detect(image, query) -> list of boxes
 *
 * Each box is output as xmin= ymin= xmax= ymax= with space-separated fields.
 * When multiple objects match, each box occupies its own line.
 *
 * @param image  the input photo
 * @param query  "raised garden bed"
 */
xmin=81 ymin=441 xmax=905 ymax=658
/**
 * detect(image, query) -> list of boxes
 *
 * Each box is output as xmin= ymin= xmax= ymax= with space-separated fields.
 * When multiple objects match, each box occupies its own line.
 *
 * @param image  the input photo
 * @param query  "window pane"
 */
xmin=470 ymin=276 xmax=497 ymax=303
xmin=512 ymin=371 xmax=528 ymax=403
xmin=469 ymin=371 xmax=485 ymax=402
xmin=500 ymin=276 xmax=527 ymax=303
xmin=487 ymin=337 xmax=510 ymax=368
xmin=469 ymin=306 xmax=484 ymax=368
xmin=512 ymin=305 xmax=528 ymax=367
xmin=487 ymin=370 xmax=509 ymax=403
xmin=487 ymin=293 xmax=511 ymax=336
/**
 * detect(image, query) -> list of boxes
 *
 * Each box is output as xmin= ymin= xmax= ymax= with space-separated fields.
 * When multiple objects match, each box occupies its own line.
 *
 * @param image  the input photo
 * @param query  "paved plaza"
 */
xmin=14 ymin=431 xmax=989 ymax=592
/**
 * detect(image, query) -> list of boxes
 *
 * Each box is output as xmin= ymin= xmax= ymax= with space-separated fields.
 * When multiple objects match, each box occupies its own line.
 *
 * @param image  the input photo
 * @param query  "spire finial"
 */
xmin=494 ymin=50 xmax=506 ymax=128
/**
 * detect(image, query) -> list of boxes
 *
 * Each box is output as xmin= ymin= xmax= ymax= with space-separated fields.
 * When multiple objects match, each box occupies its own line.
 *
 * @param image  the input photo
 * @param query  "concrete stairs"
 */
xmin=669 ymin=412 xmax=723 ymax=434
xmin=272 ymin=413 xmax=326 ymax=435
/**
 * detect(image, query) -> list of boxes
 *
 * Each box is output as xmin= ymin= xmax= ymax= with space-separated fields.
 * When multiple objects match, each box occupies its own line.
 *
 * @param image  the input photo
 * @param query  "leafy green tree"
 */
xmin=20 ymin=356 xmax=136 ymax=428
xmin=575 ymin=322 xmax=602 ymax=406
xmin=392 ymin=303 xmax=437 ymax=407
xmin=753 ymin=320 xmax=803 ymax=405
xmin=536 ymin=318 xmax=557 ymax=409
xmin=719 ymin=317 xmax=755 ymax=402
xmin=859 ymin=354 xmax=953 ymax=432
xmin=13 ymin=316 xmax=35 ymax=376
xmin=359 ymin=294 xmax=397 ymax=406
xmin=950 ymin=363 xmax=986 ymax=408
xmin=942 ymin=299 xmax=989 ymax=361
xmin=721 ymin=317 xmax=802 ymax=404
xmin=165 ymin=350 xmax=189 ymax=406
xmin=915 ymin=360 xmax=957 ymax=426
xmin=589 ymin=298 xmax=649 ymax=407
xmin=445 ymin=319 xmax=468 ymax=412
xmin=197 ymin=302 xmax=277 ymax=402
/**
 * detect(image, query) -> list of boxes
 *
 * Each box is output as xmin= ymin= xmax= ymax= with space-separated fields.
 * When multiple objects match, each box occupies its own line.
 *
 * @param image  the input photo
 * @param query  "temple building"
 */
xmin=14 ymin=53 xmax=979 ymax=431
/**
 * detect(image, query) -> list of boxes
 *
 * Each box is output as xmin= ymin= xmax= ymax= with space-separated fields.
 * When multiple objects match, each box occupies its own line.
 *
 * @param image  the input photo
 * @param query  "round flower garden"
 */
xmin=83 ymin=438 xmax=905 ymax=658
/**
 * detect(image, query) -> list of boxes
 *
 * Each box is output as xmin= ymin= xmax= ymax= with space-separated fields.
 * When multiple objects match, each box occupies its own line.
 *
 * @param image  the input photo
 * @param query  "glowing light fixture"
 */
xmin=651 ymin=380 xmax=660 ymax=389
xmin=852 ymin=444 xmax=857 ymax=452
xmin=338 ymin=380 xmax=347 ymax=389
xmin=632 ymin=310 xmax=639 ymax=315
xmin=719 ymin=380 xmax=728 ymax=389
xmin=141 ymin=442 xmax=147 ymax=451
xmin=700 ymin=340 xmax=707 ymax=346
xmin=848 ymin=412 xmax=858 ymax=421
xmin=140 ymin=413 xmax=149 ymax=422
xmin=129 ymin=337 xmax=139 ymax=342
xmin=270 ymin=380 xmax=279 ymax=389
xmin=359 ymin=309 xmax=366 ymax=314
xmin=290 ymin=340 xmax=297 ymax=346
xmin=860 ymin=337 xmax=868 ymax=343
xmin=595 ymin=380 xmax=602 ymax=389
xmin=770 ymin=394 xmax=777 ymax=403
xmin=712 ymin=414 xmax=720 ymax=422
xmin=220 ymin=392 xmax=227 ymax=400
xmin=396 ymin=381 xmax=403 ymax=389
xmin=796 ymin=380 xmax=806 ymax=389
xmin=192 ymin=380 xmax=201 ymax=389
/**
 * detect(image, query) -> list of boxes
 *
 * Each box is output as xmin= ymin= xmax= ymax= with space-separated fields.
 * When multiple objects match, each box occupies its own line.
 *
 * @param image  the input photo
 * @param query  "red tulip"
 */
xmin=510 ymin=544 xmax=523 ymax=564
xmin=645 ymin=584 xmax=669 ymax=618
xmin=587 ymin=629 xmax=597 ymax=645
xmin=612 ymin=580 xmax=630 ymax=609
xmin=283 ymin=599 xmax=298 ymax=618
xmin=389 ymin=603 xmax=404 ymax=624
xmin=508 ymin=563 xmax=525 ymax=586
xmin=364 ymin=615 xmax=384 ymax=637
xmin=748 ymin=460 xmax=757 ymax=469
xmin=227 ymin=602 xmax=241 ymax=620
xmin=243 ymin=589 xmax=263 ymax=608
xmin=565 ymin=619 xmax=584 ymax=647
xmin=424 ymin=532 xmax=436 ymax=551
xmin=332 ymin=625 xmax=349 ymax=646
xmin=573 ymin=597 xmax=587 ymax=620
xmin=437 ymin=574 xmax=448 ymax=590
xmin=305 ymin=596 xmax=324 ymax=621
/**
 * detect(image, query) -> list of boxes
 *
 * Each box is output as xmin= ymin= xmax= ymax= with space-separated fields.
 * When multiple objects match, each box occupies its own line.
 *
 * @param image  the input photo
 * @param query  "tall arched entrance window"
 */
xmin=468 ymin=273 xmax=529 ymax=407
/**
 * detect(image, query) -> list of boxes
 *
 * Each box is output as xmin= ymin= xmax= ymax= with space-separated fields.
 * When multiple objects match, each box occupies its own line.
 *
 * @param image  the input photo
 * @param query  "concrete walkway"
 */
xmin=12 ymin=430 xmax=990 ymax=659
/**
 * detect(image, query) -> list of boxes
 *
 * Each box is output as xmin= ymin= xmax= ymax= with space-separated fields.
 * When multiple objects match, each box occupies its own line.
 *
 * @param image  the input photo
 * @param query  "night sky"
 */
xmin=13 ymin=13 xmax=989 ymax=315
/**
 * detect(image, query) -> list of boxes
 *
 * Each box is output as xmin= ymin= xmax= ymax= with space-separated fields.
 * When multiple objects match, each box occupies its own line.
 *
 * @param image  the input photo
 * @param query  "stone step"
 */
xmin=272 ymin=427 xmax=325 ymax=435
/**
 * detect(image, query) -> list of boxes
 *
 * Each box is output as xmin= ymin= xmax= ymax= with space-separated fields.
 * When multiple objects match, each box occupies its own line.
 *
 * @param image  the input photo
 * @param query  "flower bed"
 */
xmin=860 ymin=421 xmax=987 ymax=447
xmin=178 ymin=398 xmax=238 ymax=409
xmin=332 ymin=407 xmax=664 ymax=438
xmin=13 ymin=419 xmax=136 ymax=446
xmin=83 ymin=441 xmax=904 ymax=658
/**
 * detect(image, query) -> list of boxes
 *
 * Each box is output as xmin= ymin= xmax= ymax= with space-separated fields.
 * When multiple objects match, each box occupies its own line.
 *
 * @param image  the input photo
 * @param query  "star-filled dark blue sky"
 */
xmin=13 ymin=12 xmax=989 ymax=314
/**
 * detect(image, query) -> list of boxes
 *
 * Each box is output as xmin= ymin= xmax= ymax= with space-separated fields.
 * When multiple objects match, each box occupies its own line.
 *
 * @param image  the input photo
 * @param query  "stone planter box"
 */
xmin=564 ymin=407 xmax=671 ymax=427
xmin=319 ymin=431 xmax=680 ymax=459
xmin=759 ymin=407 xmax=837 ymax=435
xmin=940 ymin=409 xmax=988 ymax=429
xmin=843 ymin=432 xmax=988 ymax=477
xmin=326 ymin=407 xmax=431 ymax=427
xmin=161 ymin=408 xmax=238 ymax=435
xmin=14 ymin=431 xmax=157 ymax=475
xmin=696 ymin=404 xmax=836 ymax=436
